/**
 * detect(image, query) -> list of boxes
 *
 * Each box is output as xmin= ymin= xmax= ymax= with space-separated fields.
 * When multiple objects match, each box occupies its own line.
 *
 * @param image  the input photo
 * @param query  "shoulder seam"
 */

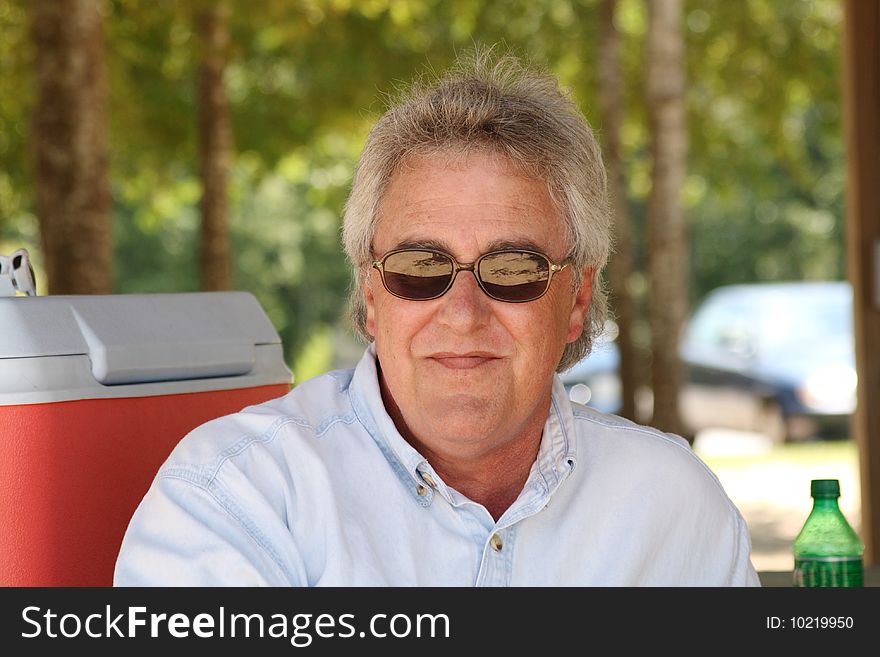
xmin=571 ymin=409 xmax=688 ymax=450
xmin=571 ymin=409 xmax=743 ymax=515
xmin=155 ymin=469 xmax=294 ymax=583
xmin=162 ymin=412 xmax=357 ymax=486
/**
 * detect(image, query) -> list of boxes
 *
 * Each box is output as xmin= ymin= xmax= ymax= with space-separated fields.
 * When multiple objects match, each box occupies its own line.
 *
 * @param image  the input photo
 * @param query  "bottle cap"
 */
xmin=811 ymin=479 xmax=840 ymax=498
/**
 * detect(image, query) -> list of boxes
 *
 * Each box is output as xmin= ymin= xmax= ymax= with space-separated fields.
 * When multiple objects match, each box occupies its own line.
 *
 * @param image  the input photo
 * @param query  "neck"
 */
xmin=422 ymin=439 xmax=541 ymax=520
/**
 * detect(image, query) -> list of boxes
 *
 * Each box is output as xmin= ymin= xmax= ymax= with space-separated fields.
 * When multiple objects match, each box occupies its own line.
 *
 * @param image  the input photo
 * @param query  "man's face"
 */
xmin=364 ymin=150 xmax=592 ymax=463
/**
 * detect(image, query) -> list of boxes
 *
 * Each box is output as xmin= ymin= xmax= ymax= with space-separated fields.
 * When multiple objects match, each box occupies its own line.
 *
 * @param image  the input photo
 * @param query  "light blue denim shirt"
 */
xmin=114 ymin=344 xmax=760 ymax=586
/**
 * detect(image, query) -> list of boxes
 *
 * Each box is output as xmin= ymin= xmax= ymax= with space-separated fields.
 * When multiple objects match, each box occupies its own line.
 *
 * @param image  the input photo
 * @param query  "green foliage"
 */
xmin=684 ymin=0 xmax=844 ymax=302
xmin=0 ymin=0 xmax=37 ymax=256
xmin=292 ymin=325 xmax=334 ymax=385
xmin=228 ymin=135 xmax=355 ymax=371
xmin=1 ymin=0 xmax=847 ymax=374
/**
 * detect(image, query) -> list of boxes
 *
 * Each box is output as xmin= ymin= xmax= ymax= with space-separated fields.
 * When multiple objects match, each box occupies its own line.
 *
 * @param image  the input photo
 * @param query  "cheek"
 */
xmin=496 ymin=305 xmax=563 ymax=356
xmin=372 ymin=297 xmax=430 ymax=346
xmin=542 ymin=290 xmax=580 ymax=342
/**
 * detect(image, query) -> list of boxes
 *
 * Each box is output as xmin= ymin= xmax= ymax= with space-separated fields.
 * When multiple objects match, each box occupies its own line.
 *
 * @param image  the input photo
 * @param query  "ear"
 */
xmin=364 ymin=272 xmax=378 ymax=338
xmin=565 ymin=267 xmax=594 ymax=343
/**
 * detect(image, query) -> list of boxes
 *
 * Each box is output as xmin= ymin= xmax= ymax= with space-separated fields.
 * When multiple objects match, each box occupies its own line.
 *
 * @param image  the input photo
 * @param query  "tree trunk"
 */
xmin=646 ymin=0 xmax=688 ymax=437
xmin=30 ymin=0 xmax=111 ymax=294
xmin=196 ymin=2 xmax=233 ymax=291
xmin=598 ymin=0 xmax=640 ymax=422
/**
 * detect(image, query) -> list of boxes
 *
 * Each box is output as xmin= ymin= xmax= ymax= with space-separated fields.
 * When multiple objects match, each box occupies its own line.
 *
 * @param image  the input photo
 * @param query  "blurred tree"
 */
xmin=196 ymin=0 xmax=233 ymax=291
xmin=646 ymin=0 xmax=687 ymax=436
xmin=29 ymin=0 xmax=111 ymax=294
xmin=0 ymin=0 xmax=848 ymax=387
xmin=598 ymin=0 xmax=639 ymax=421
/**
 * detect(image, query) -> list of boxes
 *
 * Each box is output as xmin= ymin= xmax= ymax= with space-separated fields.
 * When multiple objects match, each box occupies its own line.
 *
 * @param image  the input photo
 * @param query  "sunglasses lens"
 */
xmin=478 ymin=251 xmax=551 ymax=302
xmin=381 ymin=250 xmax=454 ymax=299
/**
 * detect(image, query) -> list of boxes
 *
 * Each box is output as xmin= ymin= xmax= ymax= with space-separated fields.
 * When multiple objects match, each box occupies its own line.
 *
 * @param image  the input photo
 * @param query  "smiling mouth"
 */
xmin=429 ymin=353 xmax=500 ymax=370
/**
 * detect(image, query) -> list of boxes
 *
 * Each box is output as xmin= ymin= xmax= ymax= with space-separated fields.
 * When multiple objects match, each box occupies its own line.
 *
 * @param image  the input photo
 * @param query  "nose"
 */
xmin=434 ymin=268 xmax=491 ymax=331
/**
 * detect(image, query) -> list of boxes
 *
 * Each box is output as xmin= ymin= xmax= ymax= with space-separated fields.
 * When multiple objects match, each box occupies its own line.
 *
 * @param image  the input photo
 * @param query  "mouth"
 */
xmin=428 ymin=352 xmax=501 ymax=370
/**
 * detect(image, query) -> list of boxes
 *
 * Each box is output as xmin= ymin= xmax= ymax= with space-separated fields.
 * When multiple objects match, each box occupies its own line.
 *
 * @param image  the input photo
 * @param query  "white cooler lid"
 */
xmin=0 ymin=292 xmax=293 ymax=403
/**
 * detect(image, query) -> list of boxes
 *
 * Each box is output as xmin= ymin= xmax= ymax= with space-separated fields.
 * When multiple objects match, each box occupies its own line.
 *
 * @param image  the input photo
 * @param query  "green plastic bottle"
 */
xmin=792 ymin=479 xmax=864 ymax=587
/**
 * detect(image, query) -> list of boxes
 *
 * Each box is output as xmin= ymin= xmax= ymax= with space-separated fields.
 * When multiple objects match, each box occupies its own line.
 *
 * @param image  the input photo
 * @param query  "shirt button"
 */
xmin=420 ymin=472 xmax=437 ymax=489
xmin=489 ymin=533 xmax=503 ymax=552
xmin=416 ymin=485 xmax=428 ymax=497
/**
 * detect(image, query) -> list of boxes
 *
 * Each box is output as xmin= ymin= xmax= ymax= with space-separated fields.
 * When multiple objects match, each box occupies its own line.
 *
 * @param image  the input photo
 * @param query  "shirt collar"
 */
xmin=349 ymin=344 xmax=436 ymax=506
xmin=348 ymin=343 xmax=578 ymax=515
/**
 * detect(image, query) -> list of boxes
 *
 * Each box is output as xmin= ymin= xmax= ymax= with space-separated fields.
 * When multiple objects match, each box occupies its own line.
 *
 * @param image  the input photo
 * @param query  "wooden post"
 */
xmin=196 ymin=2 xmax=233 ymax=292
xmin=843 ymin=0 xmax=880 ymax=565
xmin=30 ymin=0 xmax=111 ymax=294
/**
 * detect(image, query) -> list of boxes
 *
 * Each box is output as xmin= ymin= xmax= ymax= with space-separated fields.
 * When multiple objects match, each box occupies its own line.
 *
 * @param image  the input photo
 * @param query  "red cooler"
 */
xmin=0 ymin=292 xmax=293 ymax=586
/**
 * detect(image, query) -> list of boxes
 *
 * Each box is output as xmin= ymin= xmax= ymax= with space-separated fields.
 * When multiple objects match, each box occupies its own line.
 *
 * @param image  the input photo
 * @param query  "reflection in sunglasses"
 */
xmin=374 ymin=248 xmax=567 ymax=302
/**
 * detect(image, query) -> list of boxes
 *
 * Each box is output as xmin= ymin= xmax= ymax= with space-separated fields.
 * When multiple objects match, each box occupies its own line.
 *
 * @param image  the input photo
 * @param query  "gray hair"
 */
xmin=342 ymin=50 xmax=611 ymax=372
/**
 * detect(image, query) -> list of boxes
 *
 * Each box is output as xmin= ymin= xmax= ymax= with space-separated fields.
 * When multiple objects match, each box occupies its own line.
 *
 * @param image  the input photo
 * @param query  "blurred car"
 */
xmin=678 ymin=281 xmax=855 ymax=443
xmin=558 ymin=322 xmax=622 ymax=414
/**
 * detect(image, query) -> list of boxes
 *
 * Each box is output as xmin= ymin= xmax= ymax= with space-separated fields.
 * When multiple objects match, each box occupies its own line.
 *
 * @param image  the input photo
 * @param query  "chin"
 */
xmin=434 ymin=390 xmax=498 ymax=410
xmin=424 ymin=395 xmax=505 ymax=434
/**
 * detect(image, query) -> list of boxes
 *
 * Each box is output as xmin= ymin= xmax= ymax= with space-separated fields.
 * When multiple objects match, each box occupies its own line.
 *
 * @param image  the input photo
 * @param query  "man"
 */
xmin=115 ymin=52 xmax=760 ymax=586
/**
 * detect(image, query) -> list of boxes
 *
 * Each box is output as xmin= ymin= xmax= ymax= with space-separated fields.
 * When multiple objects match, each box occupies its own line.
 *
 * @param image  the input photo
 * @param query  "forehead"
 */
xmin=373 ymin=151 xmax=566 ymax=255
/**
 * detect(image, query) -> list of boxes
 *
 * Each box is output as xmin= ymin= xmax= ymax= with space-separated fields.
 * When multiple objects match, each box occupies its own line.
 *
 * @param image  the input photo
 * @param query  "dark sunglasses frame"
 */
xmin=372 ymin=248 xmax=570 ymax=303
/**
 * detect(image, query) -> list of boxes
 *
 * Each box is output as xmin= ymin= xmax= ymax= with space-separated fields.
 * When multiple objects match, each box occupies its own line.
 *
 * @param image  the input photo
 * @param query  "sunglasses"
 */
xmin=372 ymin=248 xmax=570 ymax=303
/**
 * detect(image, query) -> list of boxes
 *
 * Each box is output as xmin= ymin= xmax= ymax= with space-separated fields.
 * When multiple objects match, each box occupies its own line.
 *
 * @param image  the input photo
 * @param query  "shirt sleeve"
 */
xmin=729 ymin=510 xmax=762 ymax=587
xmin=114 ymin=472 xmax=306 ymax=587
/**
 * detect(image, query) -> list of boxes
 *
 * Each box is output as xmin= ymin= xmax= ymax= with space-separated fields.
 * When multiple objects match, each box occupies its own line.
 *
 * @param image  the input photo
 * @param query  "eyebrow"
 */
xmin=388 ymin=238 xmax=452 ymax=252
xmin=485 ymin=238 xmax=548 ymax=253
xmin=384 ymin=237 xmax=551 ymax=258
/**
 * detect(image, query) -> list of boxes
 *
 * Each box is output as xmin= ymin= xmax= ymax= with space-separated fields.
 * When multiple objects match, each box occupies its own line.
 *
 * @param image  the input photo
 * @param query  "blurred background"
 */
xmin=0 ymin=0 xmax=859 ymax=572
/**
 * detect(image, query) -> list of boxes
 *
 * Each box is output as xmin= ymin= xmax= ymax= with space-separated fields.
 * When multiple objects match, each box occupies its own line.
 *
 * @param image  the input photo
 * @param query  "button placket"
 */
xmin=475 ymin=527 xmax=515 ymax=586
